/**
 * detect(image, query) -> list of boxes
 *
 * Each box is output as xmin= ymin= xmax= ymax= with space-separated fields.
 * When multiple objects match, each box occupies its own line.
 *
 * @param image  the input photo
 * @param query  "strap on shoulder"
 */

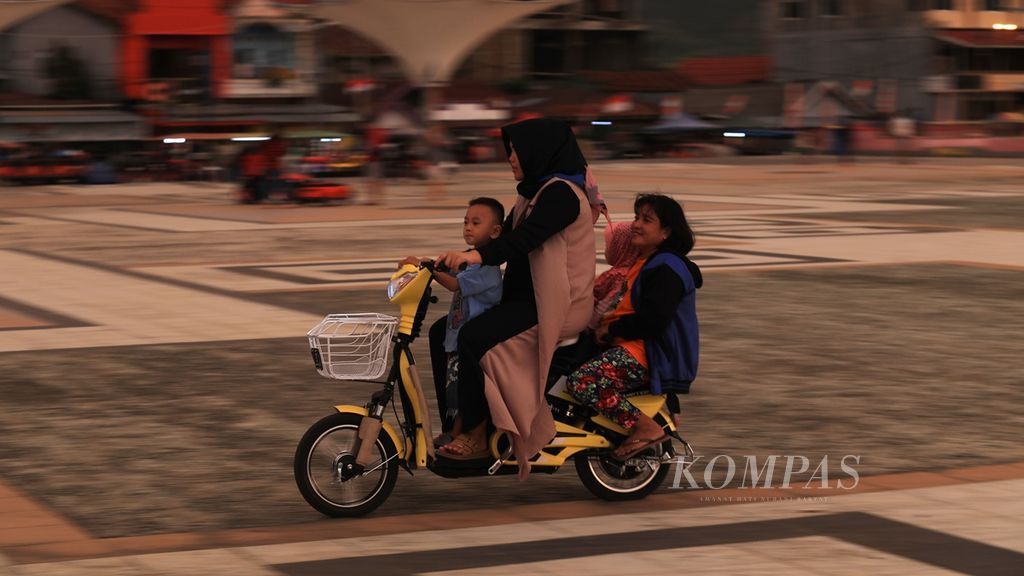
xmin=516 ymin=177 xmax=583 ymax=227
xmin=645 ymin=252 xmax=688 ymax=278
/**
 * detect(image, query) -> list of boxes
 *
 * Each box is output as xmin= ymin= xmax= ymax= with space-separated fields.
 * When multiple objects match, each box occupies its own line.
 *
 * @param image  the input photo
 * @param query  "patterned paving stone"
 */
xmin=1 ymin=158 xmax=1022 ymax=573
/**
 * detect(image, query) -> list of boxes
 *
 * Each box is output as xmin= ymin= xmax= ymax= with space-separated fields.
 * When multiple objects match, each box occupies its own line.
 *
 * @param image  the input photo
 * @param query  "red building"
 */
xmin=120 ymin=0 xmax=232 ymax=101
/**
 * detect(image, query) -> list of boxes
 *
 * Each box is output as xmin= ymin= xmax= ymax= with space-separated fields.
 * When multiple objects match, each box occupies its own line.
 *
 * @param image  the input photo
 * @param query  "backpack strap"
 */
xmin=640 ymin=252 xmax=692 ymax=291
xmin=514 ymin=177 xmax=581 ymax=228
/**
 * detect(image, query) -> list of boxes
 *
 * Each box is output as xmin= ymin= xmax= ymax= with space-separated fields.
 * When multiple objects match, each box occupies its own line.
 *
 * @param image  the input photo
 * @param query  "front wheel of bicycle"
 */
xmin=294 ymin=412 xmax=399 ymax=517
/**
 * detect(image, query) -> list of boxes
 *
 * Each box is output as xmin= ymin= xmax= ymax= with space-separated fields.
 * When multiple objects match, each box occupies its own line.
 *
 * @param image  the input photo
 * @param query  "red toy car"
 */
xmin=281 ymin=173 xmax=353 ymax=203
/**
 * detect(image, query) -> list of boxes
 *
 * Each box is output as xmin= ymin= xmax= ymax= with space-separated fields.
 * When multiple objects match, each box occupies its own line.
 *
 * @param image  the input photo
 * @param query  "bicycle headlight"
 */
xmin=387 ymin=271 xmax=417 ymax=300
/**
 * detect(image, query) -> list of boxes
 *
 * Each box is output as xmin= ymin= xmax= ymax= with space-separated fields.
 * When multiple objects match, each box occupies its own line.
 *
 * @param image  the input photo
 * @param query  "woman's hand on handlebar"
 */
xmin=437 ymin=249 xmax=481 ymax=272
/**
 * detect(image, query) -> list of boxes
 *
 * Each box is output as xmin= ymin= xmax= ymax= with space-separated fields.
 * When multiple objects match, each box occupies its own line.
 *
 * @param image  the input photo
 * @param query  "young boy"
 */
xmin=404 ymin=197 xmax=504 ymax=443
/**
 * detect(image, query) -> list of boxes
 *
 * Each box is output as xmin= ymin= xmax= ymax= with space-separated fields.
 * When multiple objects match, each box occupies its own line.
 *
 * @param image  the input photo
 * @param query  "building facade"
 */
xmin=457 ymin=0 xmax=649 ymax=82
xmin=767 ymin=0 xmax=1024 ymax=121
xmin=120 ymin=0 xmax=232 ymax=102
xmin=926 ymin=3 xmax=1024 ymax=120
xmin=0 ymin=4 xmax=119 ymax=101
xmin=226 ymin=0 xmax=319 ymax=99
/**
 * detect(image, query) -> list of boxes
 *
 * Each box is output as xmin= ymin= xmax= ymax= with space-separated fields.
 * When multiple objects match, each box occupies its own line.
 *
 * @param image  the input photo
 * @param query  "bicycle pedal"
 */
xmin=487 ymin=446 xmax=514 ymax=476
xmin=487 ymin=458 xmax=504 ymax=475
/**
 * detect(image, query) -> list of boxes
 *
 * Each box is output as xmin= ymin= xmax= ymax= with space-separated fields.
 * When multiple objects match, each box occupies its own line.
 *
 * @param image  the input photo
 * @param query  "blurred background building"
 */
xmin=768 ymin=0 xmax=1024 ymax=121
xmin=1 ymin=0 xmax=1022 ymax=183
xmin=459 ymin=1 xmax=649 ymax=81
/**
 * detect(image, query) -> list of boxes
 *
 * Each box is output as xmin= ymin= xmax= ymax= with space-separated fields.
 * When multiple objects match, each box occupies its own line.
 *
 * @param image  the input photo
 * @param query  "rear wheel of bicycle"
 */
xmin=574 ymin=439 xmax=670 ymax=501
xmin=294 ymin=412 xmax=399 ymax=517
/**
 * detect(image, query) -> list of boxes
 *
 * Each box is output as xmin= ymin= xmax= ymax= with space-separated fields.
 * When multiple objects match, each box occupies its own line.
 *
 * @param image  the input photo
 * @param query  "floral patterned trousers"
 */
xmin=567 ymin=346 xmax=647 ymax=430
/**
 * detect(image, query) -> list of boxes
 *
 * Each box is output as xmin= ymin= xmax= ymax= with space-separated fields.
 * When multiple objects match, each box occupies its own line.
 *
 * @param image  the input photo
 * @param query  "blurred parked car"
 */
xmin=0 ymin=149 xmax=90 ymax=185
xmin=295 ymin=151 xmax=368 ymax=177
xmin=280 ymin=173 xmax=353 ymax=203
xmin=723 ymin=129 xmax=796 ymax=155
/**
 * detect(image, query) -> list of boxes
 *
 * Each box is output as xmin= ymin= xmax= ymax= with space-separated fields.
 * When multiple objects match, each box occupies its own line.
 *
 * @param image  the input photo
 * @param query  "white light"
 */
xmin=723 ymin=132 xmax=746 ymax=138
xmin=993 ymin=23 xmax=1018 ymax=30
xmin=387 ymin=272 xmax=417 ymax=300
xmin=231 ymin=136 xmax=271 ymax=142
xmin=320 ymin=137 xmax=342 ymax=142
xmin=162 ymin=138 xmax=186 ymax=144
xmin=591 ymin=121 xmax=613 ymax=126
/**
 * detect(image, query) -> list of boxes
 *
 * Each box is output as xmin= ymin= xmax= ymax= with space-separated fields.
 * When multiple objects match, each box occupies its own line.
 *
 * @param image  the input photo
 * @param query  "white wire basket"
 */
xmin=307 ymin=313 xmax=398 ymax=380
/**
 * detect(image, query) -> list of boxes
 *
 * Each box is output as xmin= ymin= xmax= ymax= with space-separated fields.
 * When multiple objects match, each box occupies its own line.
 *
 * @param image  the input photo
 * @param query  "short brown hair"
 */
xmin=469 ymin=197 xmax=505 ymax=224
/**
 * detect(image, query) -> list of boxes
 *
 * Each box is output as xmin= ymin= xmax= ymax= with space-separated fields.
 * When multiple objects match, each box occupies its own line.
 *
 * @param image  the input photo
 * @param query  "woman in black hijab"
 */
xmin=436 ymin=118 xmax=595 ymax=474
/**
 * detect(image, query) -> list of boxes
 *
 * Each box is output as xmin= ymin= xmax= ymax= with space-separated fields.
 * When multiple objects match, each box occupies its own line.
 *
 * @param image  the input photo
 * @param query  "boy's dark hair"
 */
xmin=469 ymin=197 xmax=505 ymax=225
xmin=634 ymin=193 xmax=695 ymax=256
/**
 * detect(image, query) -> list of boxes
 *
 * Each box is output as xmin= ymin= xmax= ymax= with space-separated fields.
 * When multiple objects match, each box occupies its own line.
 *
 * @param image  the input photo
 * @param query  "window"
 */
xmin=972 ymin=48 xmax=992 ymax=70
xmin=529 ymin=6 xmax=569 ymax=19
xmin=981 ymin=0 xmax=1004 ymax=11
xmin=233 ymin=23 xmax=295 ymax=79
xmin=964 ymin=95 xmax=1005 ymax=120
xmin=531 ymin=30 xmax=565 ymax=74
xmin=234 ymin=48 xmax=253 ymax=65
xmin=912 ymin=0 xmax=956 ymax=10
xmin=581 ymin=30 xmax=637 ymax=70
xmin=820 ymin=0 xmax=843 ymax=15
xmin=992 ymin=49 xmax=1011 ymax=70
xmin=1011 ymin=49 xmax=1024 ymax=72
xmin=585 ymin=0 xmax=625 ymax=17
xmin=933 ymin=43 xmax=950 ymax=72
xmin=781 ymin=0 xmax=806 ymax=18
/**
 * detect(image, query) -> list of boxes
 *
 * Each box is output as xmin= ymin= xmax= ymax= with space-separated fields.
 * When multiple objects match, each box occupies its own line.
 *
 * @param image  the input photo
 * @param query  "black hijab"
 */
xmin=501 ymin=118 xmax=587 ymax=199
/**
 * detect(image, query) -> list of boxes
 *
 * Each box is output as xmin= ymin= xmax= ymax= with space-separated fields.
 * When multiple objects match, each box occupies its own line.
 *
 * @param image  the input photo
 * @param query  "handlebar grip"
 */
xmin=429 ymin=260 xmax=467 ymax=274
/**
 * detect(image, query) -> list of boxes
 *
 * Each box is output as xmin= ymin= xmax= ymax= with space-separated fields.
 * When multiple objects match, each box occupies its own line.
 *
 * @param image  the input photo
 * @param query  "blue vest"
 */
xmin=632 ymin=252 xmax=699 ymax=394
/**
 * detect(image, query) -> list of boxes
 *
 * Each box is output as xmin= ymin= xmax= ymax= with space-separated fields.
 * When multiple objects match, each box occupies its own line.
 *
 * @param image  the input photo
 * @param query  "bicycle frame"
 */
xmin=296 ymin=261 xmax=698 ymax=517
xmin=337 ymin=262 xmax=692 ymax=475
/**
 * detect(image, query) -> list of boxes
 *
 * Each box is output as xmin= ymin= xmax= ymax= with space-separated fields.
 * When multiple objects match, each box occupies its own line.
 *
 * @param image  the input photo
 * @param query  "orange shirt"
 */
xmin=600 ymin=257 xmax=647 ymax=367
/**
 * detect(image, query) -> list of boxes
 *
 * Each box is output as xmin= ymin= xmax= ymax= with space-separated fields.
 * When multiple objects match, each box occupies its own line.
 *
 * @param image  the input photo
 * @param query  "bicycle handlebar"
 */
xmin=420 ymin=259 xmax=466 ymax=274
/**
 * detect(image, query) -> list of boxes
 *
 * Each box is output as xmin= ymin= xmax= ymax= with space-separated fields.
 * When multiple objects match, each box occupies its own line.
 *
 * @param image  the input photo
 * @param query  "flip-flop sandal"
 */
xmin=438 ymin=435 xmax=489 ymax=461
xmin=612 ymin=434 xmax=668 ymax=461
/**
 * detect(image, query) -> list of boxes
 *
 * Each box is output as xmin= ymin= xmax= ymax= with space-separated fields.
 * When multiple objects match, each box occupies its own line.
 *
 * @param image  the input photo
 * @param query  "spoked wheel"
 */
xmin=574 ymin=438 xmax=670 ymax=501
xmin=294 ymin=412 xmax=399 ymax=517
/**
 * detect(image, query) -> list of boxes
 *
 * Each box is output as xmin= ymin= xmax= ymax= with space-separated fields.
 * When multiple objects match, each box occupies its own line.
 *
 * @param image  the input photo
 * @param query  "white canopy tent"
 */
xmin=309 ymin=0 xmax=575 ymax=85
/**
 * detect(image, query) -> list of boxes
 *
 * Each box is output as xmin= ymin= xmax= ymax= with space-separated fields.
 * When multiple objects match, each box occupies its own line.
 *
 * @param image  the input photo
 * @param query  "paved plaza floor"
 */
xmin=1 ymin=157 xmax=1022 ymax=573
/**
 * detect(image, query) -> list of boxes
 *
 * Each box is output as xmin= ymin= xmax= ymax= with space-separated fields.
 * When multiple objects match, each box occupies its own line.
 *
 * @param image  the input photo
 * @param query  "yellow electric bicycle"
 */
xmin=294 ymin=261 xmax=695 ymax=517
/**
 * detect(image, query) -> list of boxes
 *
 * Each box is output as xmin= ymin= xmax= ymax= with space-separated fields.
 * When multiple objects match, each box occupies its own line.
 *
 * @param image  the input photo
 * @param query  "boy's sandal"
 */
xmin=438 ymin=435 xmax=490 ymax=461
xmin=433 ymin=433 xmax=454 ymax=449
